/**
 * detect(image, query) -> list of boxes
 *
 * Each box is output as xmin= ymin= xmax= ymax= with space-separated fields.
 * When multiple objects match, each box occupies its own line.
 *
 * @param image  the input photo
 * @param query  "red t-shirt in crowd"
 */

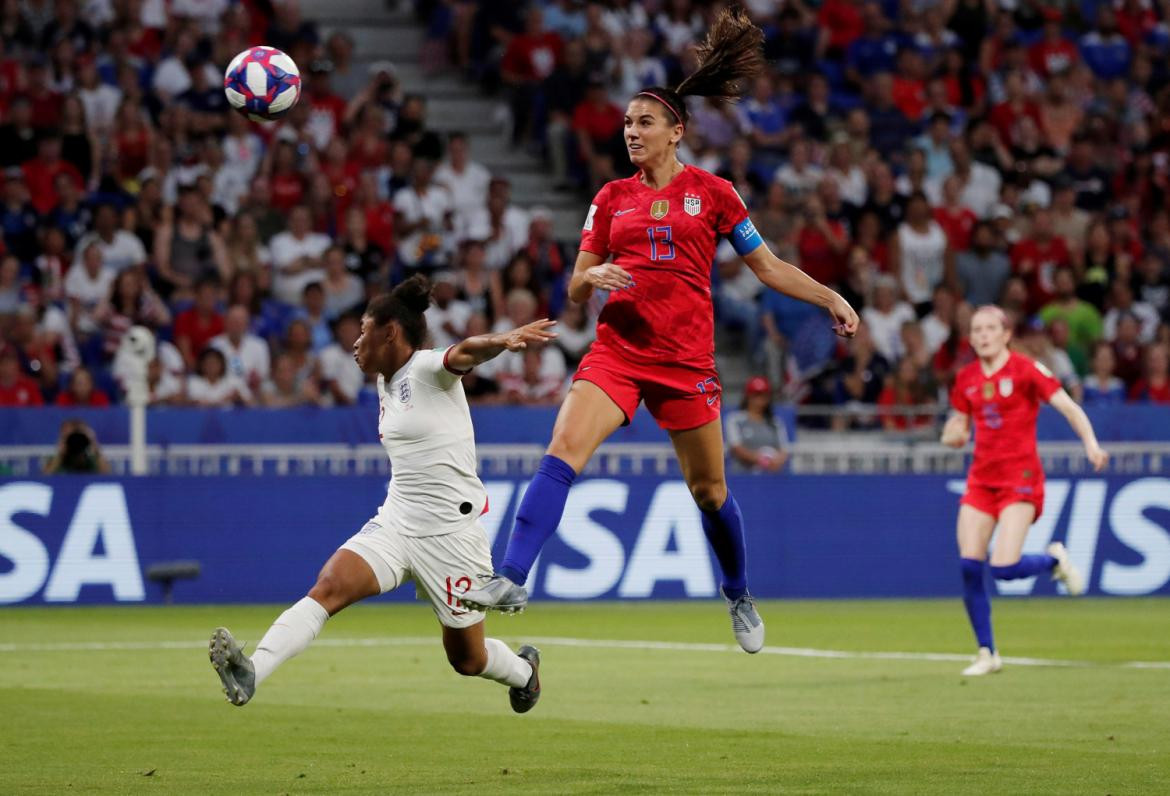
xmin=1029 ymin=39 xmax=1079 ymax=77
xmin=501 ymin=32 xmax=563 ymax=82
xmin=818 ymin=0 xmax=864 ymax=52
xmin=57 ymin=389 xmax=111 ymax=407
xmin=1129 ymin=379 xmax=1170 ymax=403
xmin=891 ymin=77 xmax=926 ymax=121
xmin=951 ymin=351 xmax=1062 ymax=488
xmin=363 ymin=201 xmax=396 ymax=253
xmin=934 ymin=206 xmax=977 ymax=251
xmin=988 ymin=100 xmax=1042 ymax=147
xmin=270 ymin=172 xmax=305 ymax=212
xmin=174 ymin=309 xmax=225 ymax=359
xmin=572 ymin=100 xmax=623 ymax=145
xmin=1010 ymin=235 xmax=1071 ymax=311
xmin=23 ymin=90 xmax=62 ymax=129
xmin=22 ymin=158 xmax=84 ymax=215
xmin=579 ymin=165 xmax=751 ymax=368
xmin=0 ymin=376 xmax=44 ymax=406
xmin=797 ymin=222 xmax=848 ymax=287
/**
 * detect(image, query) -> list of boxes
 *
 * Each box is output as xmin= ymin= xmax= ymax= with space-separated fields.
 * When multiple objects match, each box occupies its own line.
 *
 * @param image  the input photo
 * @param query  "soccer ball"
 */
xmin=223 ymin=46 xmax=302 ymax=122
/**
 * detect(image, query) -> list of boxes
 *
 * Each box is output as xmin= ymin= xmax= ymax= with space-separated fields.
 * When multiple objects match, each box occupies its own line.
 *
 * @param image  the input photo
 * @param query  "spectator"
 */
xmin=303 ymin=59 xmax=345 ymax=150
xmin=920 ymin=285 xmax=958 ymax=355
xmin=611 ymin=27 xmax=667 ymax=106
xmin=1129 ymin=343 xmax=1170 ymax=402
xmin=339 ymin=206 xmax=388 ymax=287
xmin=72 ymin=203 xmax=148 ymax=274
xmin=859 ymin=162 xmax=906 ymax=234
xmin=773 ymin=139 xmax=824 ymax=200
xmin=542 ymin=37 xmax=591 ymax=189
xmin=426 ymin=270 xmax=472 ymax=350
xmin=459 ymin=312 xmax=501 ymax=403
xmin=866 ymin=72 xmax=917 ymax=159
xmin=572 ymin=79 xmax=625 ymax=191
xmin=187 ymin=347 xmax=251 ymax=407
xmin=500 ymin=5 xmax=562 ymax=147
xmin=318 ymin=313 xmax=364 ymax=406
xmin=319 ymin=246 xmax=364 ymax=319
xmin=296 ymin=281 xmax=333 ymax=352
xmin=1 ymin=170 xmax=40 ymax=263
xmin=1030 ymin=7 xmax=1079 ymax=78
xmin=825 ymin=137 xmax=867 ymax=207
xmin=210 ymin=305 xmax=271 ymax=392
xmin=793 ymin=194 xmax=849 ymax=288
xmin=1111 ymin=313 xmax=1145 ymax=386
xmin=279 ymin=318 xmax=320 ymax=389
xmin=433 ymin=131 xmax=491 ymax=230
xmin=845 ymin=1 xmax=898 ymax=88
xmin=1011 ymin=207 xmax=1072 ymax=312
xmin=21 ymin=132 xmax=83 ymax=217
xmin=42 ymin=419 xmax=110 ymax=475
xmin=261 ymin=351 xmax=323 ymax=407
xmin=725 ymin=375 xmax=789 ymax=473
xmin=173 ymin=277 xmax=225 ymax=370
xmin=891 ymin=192 xmax=951 ymax=315
xmin=1049 ymin=177 xmax=1090 ymax=254
xmin=878 ymin=357 xmax=934 ymax=431
xmin=554 ymin=300 xmax=595 ymax=371
xmin=0 ymin=97 xmax=39 ymax=167
xmin=497 ymin=344 xmax=566 ymax=405
xmin=1082 ymin=341 xmax=1126 ymax=405
xmin=393 ymin=157 xmax=454 ymax=270
xmin=0 ymin=252 xmax=22 ymax=314
xmin=269 ymin=205 xmax=331 ymax=305
xmin=1080 ymin=7 xmax=1132 ymax=80
xmin=54 ymin=365 xmax=109 ymax=407
xmin=863 ymin=274 xmax=916 ymax=361
xmin=1103 ymin=278 xmax=1160 ymax=343
xmin=1065 ymin=135 xmax=1111 ymax=212
xmin=832 ymin=324 xmax=891 ymax=428
xmin=934 ymin=175 xmax=978 ymax=252
xmin=817 ymin=0 xmax=865 ymax=59
xmin=0 ymin=343 xmax=42 ymax=405
xmin=1018 ymin=317 xmax=1081 ymax=400
xmin=154 ymin=186 xmax=230 ymax=298
xmin=96 ymin=268 xmax=171 ymax=359
xmin=1132 ymin=253 xmax=1170 ymax=321
xmin=1039 ymin=268 xmax=1103 ymax=366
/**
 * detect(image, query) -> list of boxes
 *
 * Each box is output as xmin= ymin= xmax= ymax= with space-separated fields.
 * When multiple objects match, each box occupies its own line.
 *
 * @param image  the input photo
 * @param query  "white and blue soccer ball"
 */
xmin=223 ymin=46 xmax=302 ymax=122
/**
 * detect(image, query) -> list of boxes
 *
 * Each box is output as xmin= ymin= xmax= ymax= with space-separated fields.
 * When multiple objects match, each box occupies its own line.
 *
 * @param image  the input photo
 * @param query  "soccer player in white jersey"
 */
xmin=209 ymin=276 xmax=556 ymax=712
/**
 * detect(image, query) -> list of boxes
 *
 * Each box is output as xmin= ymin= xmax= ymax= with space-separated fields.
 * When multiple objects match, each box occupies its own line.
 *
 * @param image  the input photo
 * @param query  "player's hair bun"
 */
xmin=390 ymin=274 xmax=432 ymax=315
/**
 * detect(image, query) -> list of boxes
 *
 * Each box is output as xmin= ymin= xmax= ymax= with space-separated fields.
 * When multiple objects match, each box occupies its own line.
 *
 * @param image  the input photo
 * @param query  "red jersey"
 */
xmin=934 ymin=206 xmax=977 ymax=251
xmin=579 ymin=166 xmax=750 ymax=368
xmin=1010 ymin=235 xmax=1071 ymax=311
xmin=951 ymin=351 xmax=1061 ymax=488
xmin=0 ymin=376 xmax=44 ymax=406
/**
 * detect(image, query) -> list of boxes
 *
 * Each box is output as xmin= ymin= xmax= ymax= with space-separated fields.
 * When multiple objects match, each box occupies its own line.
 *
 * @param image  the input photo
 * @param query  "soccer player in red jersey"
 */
xmin=460 ymin=9 xmax=859 ymax=653
xmin=941 ymin=306 xmax=1109 ymax=675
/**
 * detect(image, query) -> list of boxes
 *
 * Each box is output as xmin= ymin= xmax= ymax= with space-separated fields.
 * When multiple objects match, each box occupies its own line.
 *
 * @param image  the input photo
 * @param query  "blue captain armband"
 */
xmin=730 ymin=217 xmax=763 ymax=256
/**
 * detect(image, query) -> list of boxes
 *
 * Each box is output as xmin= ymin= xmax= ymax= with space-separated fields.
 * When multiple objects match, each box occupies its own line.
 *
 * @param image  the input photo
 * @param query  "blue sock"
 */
xmin=498 ymin=455 xmax=577 ymax=584
xmin=960 ymin=558 xmax=995 ymax=652
xmin=701 ymin=493 xmax=748 ymax=600
xmin=990 ymin=555 xmax=1057 ymax=581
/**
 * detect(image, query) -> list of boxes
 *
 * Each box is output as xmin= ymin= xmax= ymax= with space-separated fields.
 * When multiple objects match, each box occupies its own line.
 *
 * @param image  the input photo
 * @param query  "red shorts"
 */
xmin=572 ymin=345 xmax=721 ymax=431
xmin=960 ymin=479 xmax=1045 ymax=521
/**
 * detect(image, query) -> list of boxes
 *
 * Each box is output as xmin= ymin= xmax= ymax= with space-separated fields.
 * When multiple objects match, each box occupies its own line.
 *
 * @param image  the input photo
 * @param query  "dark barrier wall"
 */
xmin=3 ymin=405 xmax=1169 ymax=445
xmin=2 ymin=475 xmax=1167 ymax=605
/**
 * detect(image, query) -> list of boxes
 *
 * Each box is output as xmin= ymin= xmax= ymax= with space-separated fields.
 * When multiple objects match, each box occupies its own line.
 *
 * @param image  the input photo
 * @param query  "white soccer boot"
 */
xmin=457 ymin=574 xmax=529 ymax=613
xmin=722 ymin=588 xmax=765 ymax=653
xmin=961 ymin=646 xmax=1003 ymax=676
xmin=1047 ymin=541 xmax=1085 ymax=596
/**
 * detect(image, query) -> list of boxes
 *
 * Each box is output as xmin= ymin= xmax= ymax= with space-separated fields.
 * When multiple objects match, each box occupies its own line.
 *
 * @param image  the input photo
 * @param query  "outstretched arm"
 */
xmin=742 ymin=242 xmax=859 ymax=337
xmin=940 ymin=410 xmax=970 ymax=448
xmin=445 ymin=319 xmax=559 ymax=372
xmin=1048 ymin=389 xmax=1109 ymax=471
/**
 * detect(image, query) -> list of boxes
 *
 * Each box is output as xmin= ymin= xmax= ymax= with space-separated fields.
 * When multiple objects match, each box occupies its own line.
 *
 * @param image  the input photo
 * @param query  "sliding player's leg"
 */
xmin=460 ymin=378 xmax=628 ymax=612
xmin=441 ymin=622 xmax=541 ymax=713
xmin=956 ymin=501 xmax=998 ymax=676
xmin=669 ymin=418 xmax=762 ymax=653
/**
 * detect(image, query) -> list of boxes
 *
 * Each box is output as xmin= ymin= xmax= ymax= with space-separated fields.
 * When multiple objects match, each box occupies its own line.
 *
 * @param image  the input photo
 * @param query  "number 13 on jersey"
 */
xmin=646 ymin=225 xmax=675 ymax=261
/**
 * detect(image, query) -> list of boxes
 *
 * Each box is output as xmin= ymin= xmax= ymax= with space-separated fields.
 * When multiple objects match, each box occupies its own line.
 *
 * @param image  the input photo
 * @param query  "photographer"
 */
xmin=43 ymin=419 xmax=111 ymax=475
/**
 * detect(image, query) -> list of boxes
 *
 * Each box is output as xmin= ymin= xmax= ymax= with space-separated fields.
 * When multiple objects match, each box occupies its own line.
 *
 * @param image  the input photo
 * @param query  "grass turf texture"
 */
xmin=1 ymin=600 xmax=1167 ymax=794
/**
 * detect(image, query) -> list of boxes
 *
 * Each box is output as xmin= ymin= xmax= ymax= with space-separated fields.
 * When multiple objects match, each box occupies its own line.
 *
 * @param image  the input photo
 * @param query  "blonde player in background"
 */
xmin=941 ymin=305 xmax=1108 ymax=676
xmin=209 ymin=276 xmax=554 ymax=713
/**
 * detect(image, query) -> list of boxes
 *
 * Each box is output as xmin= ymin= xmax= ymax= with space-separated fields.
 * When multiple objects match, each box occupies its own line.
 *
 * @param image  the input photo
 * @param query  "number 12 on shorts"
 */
xmin=446 ymin=575 xmax=472 ymax=612
xmin=646 ymin=226 xmax=675 ymax=261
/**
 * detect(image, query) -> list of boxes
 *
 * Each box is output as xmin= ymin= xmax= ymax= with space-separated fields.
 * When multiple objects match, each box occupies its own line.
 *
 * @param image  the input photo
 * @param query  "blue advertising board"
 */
xmin=2 ymin=475 xmax=1167 ymax=605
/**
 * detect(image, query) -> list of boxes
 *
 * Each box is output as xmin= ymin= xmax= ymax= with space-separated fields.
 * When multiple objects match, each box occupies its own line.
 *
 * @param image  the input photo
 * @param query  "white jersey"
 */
xmin=897 ymin=221 xmax=947 ymax=305
xmin=376 ymin=348 xmax=486 ymax=537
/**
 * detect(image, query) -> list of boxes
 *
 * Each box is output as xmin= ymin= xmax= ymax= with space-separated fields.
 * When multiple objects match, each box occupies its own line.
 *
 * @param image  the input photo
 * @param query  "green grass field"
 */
xmin=2 ymin=599 xmax=1168 ymax=794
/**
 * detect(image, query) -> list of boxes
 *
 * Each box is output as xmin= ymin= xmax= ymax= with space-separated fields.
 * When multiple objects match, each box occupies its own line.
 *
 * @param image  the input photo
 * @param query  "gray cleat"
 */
xmin=209 ymin=627 xmax=256 ymax=706
xmin=723 ymin=588 xmax=765 ymax=654
xmin=509 ymin=645 xmax=541 ymax=714
xmin=457 ymin=574 xmax=529 ymax=613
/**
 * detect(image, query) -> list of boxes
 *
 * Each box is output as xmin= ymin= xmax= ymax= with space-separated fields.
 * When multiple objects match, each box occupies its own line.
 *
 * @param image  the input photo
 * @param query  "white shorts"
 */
xmin=339 ymin=516 xmax=493 ymax=629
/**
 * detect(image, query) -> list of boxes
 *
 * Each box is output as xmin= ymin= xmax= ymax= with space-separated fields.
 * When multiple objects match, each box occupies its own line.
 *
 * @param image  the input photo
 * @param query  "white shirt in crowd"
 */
xmin=920 ymin=312 xmax=951 ymax=356
xmin=425 ymin=299 xmax=474 ymax=350
xmin=78 ymin=83 xmax=122 ymax=133
xmin=269 ymin=230 xmax=332 ymax=304
xmin=862 ymin=301 xmax=917 ymax=362
xmin=494 ymin=345 xmax=567 ymax=397
xmin=222 ymin=131 xmax=264 ymax=179
xmin=942 ymin=162 xmax=1001 ymax=219
xmin=152 ymin=59 xmax=219 ymax=101
xmin=1104 ymin=301 xmax=1161 ymax=344
xmin=319 ymin=343 xmax=365 ymax=404
xmin=897 ymin=221 xmax=948 ymax=305
xmin=433 ymin=159 xmax=492 ymax=229
xmin=186 ymin=373 xmax=252 ymax=405
xmin=828 ymin=165 xmax=868 ymax=207
xmin=170 ymin=0 xmax=229 ymax=34
xmin=324 ymin=274 xmax=366 ymax=318
xmin=458 ymin=205 xmax=530 ymax=270
xmin=375 ymin=348 xmax=486 ymax=536
xmin=210 ymin=332 xmax=271 ymax=384
xmin=72 ymin=231 xmax=148 ymax=273
xmin=64 ymin=264 xmax=115 ymax=333
xmin=393 ymin=183 xmax=454 ymax=267
xmin=773 ymin=162 xmax=824 ymax=199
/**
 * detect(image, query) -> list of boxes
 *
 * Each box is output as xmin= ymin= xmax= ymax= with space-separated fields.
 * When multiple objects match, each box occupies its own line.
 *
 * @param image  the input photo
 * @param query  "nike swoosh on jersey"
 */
xmin=613 ymin=208 xmax=635 ymax=216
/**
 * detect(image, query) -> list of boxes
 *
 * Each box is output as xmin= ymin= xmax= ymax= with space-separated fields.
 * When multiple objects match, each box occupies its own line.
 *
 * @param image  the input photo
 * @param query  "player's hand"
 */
xmin=500 ymin=319 xmax=558 ymax=352
xmin=584 ymin=264 xmax=634 ymax=291
xmin=826 ymin=292 xmax=859 ymax=337
xmin=1086 ymin=443 xmax=1109 ymax=472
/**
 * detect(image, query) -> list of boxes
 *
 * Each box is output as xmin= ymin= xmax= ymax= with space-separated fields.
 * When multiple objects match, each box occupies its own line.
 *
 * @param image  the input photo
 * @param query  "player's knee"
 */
xmin=307 ymin=573 xmax=346 ymax=613
xmin=446 ymin=650 xmax=486 ymax=677
xmin=689 ymin=479 xmax=727 ymax=512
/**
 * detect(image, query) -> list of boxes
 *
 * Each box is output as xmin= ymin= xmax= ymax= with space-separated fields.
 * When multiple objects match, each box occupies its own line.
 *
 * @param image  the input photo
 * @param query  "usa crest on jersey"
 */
xmin=999 ymin=378 xmax=1013 ymax=397
xmin=684 ymin=194 xmax=701 ymax=216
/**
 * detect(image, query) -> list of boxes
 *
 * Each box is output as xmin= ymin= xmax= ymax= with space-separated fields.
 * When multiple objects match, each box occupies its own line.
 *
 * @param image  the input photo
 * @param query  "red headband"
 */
xmin=637 ymin=91 xmax=684 ymax=129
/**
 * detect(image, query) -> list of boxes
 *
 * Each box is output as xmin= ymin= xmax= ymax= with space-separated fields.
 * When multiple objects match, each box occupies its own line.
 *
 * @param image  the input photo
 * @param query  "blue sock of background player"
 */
xmin=960 ymin=558 xmax=995 ymax=651
xmin=498 ymin=455 xmax=577 ymax=585
xmin=990 ymin=554 xmax=1057 ymax=580
xmin=701 ymin=494 xmax=748 ymax=600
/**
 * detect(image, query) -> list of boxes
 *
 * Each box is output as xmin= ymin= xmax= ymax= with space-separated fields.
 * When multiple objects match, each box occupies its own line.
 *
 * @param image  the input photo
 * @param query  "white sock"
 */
xmin=479 ymin=638 xmax=532 ymax=688
xmin=250 ymin=597 xmax=330 ymax=686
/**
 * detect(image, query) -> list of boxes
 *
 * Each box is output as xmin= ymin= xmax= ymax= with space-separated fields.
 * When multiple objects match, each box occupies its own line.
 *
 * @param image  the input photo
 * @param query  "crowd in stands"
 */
xmin=2 ymin=0 xmax=1170 ymax=426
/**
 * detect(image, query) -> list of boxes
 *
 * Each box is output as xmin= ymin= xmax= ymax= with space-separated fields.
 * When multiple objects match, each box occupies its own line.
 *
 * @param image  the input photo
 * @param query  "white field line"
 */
xmin=0 ymin=635 xmax=1166 ymax=670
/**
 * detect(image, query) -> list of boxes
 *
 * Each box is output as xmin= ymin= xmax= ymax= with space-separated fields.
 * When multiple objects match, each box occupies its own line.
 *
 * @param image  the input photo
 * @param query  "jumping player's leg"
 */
xmin=441 ymin=622 xmax=541 ymax=713
xmin=957 ymin=502 xmax=997 ymax=668
xmin=670 ymin=419 xmax=763 ymax=653
xmin=210 ymin=549 xmax=380 ymax=705
xmin=462 ymin=379 xmax=627 ymax=611
xmin=987 ymin=501 xmax=1084 ymax=594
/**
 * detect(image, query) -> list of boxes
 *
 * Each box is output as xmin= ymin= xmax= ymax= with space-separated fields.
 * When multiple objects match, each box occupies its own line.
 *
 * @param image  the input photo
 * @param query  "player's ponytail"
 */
xmin=366 ymin=275 xmax=431 ymax=348
xmin=637 ymin=7 xmax=764 ymax=130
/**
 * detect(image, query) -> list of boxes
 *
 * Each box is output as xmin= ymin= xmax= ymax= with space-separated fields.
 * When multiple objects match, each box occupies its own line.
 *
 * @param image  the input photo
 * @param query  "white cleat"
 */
xmin=961 ymin=646 xmax=1003 ymax=676
xmin=1047 ymin=541 xmax=1085 ymax=596
xmin=722 ymin=588 xmax=765 ymax=654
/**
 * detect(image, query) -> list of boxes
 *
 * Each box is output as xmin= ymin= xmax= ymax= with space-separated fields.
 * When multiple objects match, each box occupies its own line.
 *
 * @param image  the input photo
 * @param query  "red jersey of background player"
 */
xmin=579 ymin=165 xmax=750 ymax=368
xmin=951 ymin=350 xmax=1061 ymax=488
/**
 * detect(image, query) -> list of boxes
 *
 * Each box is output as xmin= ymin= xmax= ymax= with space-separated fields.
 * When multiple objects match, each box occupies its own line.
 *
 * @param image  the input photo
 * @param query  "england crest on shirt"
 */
xmin=999 ymin=378 xmax=1013 ymax=397
xmin=684 ymin=194 xmax=701 ymax=216
xmin=399 ymin=379 xmax=412 ymax=404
